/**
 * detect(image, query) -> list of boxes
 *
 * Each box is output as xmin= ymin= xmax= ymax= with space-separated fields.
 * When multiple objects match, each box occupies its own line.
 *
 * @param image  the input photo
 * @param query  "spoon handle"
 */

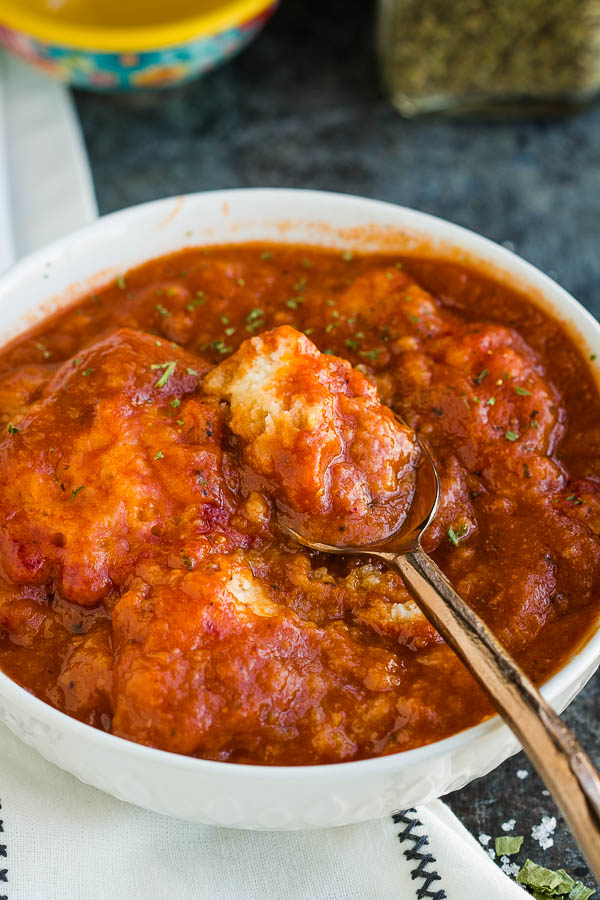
xmin=392 ymin=547 xmax=600 ymax=880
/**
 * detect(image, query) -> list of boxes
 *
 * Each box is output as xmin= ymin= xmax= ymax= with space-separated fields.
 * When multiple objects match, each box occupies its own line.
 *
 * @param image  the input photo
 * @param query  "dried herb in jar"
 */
xmin=378 ymin=0 xmax=600 ymax=116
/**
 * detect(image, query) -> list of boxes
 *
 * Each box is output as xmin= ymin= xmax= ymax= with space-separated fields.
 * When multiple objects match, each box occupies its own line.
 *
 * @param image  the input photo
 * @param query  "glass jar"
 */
xmin=377 ymin=0 xmax=600 ymax=117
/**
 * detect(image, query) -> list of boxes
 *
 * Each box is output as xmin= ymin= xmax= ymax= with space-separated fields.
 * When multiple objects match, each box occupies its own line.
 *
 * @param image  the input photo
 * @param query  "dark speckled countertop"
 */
xmin=74 ymin=0 xmax=600 ymax=890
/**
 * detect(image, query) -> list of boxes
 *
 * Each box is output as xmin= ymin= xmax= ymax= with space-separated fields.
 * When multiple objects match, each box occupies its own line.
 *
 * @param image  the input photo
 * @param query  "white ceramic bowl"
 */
xmin=0 ymin=189 xmax=599 ymax=831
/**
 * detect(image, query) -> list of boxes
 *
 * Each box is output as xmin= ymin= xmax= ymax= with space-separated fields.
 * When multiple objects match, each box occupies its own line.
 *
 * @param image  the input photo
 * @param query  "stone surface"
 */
xmin=74 ymin=0 xmax=600 ymax=890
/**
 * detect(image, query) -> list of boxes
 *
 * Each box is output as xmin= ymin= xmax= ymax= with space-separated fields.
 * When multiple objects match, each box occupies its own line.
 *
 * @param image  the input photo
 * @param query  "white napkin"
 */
xmin=0 ymin=723 xmax=528 ymax=900
xmin=0 ymin=51 xmax=529 ymax=900
xmin=0 ymin=51 xmax=96 ymax=264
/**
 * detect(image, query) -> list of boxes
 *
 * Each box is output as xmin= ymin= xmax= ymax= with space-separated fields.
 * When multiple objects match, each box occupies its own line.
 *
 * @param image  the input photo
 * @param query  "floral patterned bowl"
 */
xmin=0 ymin=0 xmax=277 ymax=90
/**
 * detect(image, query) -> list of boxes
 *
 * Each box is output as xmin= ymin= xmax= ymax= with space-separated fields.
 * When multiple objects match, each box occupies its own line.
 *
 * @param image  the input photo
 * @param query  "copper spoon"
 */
xmin=282 ymin=438 xmax=600 ymax=879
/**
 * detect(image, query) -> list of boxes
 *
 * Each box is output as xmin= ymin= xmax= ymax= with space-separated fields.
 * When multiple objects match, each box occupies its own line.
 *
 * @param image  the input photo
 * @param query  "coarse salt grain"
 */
xmin=500 ymin=855 xmax=520 ymax=877
xmin=501 ymin=818 xmax=516 ymax=832
xmin=478 ymin=833 xmax=491 ymax=846
xmin=516 ymin=769 xmax=529 ymax=780
xmin=531 ymin=815 xmax=557 ymax=851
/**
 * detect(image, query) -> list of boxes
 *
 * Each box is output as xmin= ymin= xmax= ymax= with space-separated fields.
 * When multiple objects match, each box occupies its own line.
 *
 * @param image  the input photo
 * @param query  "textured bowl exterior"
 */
xmin=0 ymin=6 xmax=275 ymax=90
xmin=0 ymin=188 xmax=598 ymax=830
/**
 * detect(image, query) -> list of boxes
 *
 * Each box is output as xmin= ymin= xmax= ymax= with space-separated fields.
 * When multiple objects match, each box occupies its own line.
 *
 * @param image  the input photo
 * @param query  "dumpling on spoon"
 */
xmin=204 ymin=325 xmax=419 ymax=545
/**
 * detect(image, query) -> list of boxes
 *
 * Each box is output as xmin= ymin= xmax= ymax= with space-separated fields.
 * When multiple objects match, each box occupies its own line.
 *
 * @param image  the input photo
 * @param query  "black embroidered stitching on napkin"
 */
xmin=393 ymin=809 xmax=446 ymax=900
xmin=0 ymin=798 xmax=6 ymax=899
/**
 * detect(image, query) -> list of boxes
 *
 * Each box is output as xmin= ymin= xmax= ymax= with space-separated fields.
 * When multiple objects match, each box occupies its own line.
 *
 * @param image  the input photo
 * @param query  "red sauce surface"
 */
xmin=0 ymin=244 xmax=599 ymax=765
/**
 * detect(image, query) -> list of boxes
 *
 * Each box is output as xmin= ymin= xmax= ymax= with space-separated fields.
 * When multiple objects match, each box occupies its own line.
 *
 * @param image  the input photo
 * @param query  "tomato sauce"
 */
xmin=0 ymin=244 xmax=598 ymax=765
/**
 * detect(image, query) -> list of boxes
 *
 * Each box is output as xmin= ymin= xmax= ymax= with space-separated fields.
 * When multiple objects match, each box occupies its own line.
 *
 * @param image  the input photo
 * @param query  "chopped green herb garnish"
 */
xmin=286 ymin=298 xmax=299 ymax=309
xmin=515 ymin=859 xmax=591 ymax=897
xmin=523 ymin=463 xmax=531 ymax=478
xmin=447 ymin=524 xmax=469 ymax=546
xmin=220 ymin=314 xmax=229 ymax=325
xmin=515 ymin=386 xmax=532 ymax=396
xmin=494 ymin=835 xmax=523 ymax=856
xmin=207 ymin=339 xmax=231 ymax=355
xmin=72 ymin=357 xmax=83 ymax=366
xmin=505 ymin=430 xmax=519 ymax=441
xmin=359 ymin=349 xmax=381 ymax=361
xmin=197 ymin=472 xmax=207 ymax=486
xmin=474 ymin=368 xmax=489 ymax=384
xmin=237 ymin=277 xmax=245 ymax=287
xmin=301 ymin=258 xmax=311 ymax=268
xmin=530 ymin=420 xmax=539 ymax=429
xmin=186 ymin=295 xmax=207 ymax=311
xmin=326 ymin=299 xmax=336 ymax=307
xmin=245 ymin=308 xmax=265 ymax=332
xmin=82 ymin=368 xmax=95 ymax=377
xmin=345 ymin=338 xmax=360 ymax=351
xmin=182 ymin=553 xmax=193 ymax=571
xmin=486 ymin=397 xmax=496 ymax=406
xmin=171 ymin=398 xmax=181 ymax=408
xmin=176 ymin=419 xmax=184 ymax=426
xmin=187 ymin=367 xmax=199 ymax=376
xmin=7 ymin=422 xmax=19 ymax=434
xmin=155 ymin=304 xmax=170 ymax=317
xmin=154 ymin=450 xmax=164 ymax=460
xmin=303 ymin=327 xmax=315 ymax=336
xmin=150 ymin=361 xmax=176 ymax=388
xmin=570 ymin=883 xmax=596 ymax=900
xmin=260 ymin=251 xmax=273 ymax=260
xmin=116 ymin=275 xmax=126 ymax=290
xmin=224 ymin=327 xmax=236 ymax=336
xmin=395 ymin=260 xmax=404 ymax=269
xmin=341 ymin=250 xmax=353 ymax=261
xmin=590 ymin=353 xmax=597 ymax=361
xmin=408 ymin=313 xmax=420 ymax=324
xmin=70 ymin=485 xmax=84 ymax=500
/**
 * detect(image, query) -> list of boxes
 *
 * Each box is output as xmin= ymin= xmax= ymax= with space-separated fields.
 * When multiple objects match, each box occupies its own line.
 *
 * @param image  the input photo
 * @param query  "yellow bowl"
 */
xmin=0 ymin=0 xmax=277 ymax=90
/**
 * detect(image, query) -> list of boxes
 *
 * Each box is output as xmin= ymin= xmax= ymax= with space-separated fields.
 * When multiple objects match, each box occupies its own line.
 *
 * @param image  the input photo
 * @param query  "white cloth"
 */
xmin=0 ymin=51 xmax=96 ymax=265
xmin=0 ymin=51 xmax=528 ymax=900
xmin=0 ymin=723 xmax=528 ymax=900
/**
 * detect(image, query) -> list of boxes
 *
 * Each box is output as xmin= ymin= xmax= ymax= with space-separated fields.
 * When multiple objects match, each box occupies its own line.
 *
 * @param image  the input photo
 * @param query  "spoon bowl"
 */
xmin=281 ymin=426 xmax=600 ymax=880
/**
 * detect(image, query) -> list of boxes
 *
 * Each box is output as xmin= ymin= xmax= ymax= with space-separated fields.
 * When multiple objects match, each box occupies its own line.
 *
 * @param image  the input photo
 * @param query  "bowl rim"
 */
xmin=0 ymin=186 xmax=599 ymax=782
xmin=0 ymin=0 xmax=275 ymax=53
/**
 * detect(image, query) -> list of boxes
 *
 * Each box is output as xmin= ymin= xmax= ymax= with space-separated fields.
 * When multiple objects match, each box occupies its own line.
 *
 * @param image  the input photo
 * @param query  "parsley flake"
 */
xmin=359 ymin=349 xmax=380 ymax=361
xmin=474 ymin=368 xmax=489 ymax=384
xmin=82 ymin=368 xmax=95 ymax=377
xmin=505 ymin=430 xmax=519 ymax=441
xmin=448 ymin=524 xmax=469 ymax=546
xmin=155 ymin=304 xmax=170 ymax=317
xmin=514 ymin=386 xmax=532 ymax=396
xmin=116 ymin=275 xmax=126 ymax=290
xmin=7 ymin=422 xmax=19 ymax=434
xmin=171 ymin=398 xmax=181 ymax=408
xmin=70 ymin=485 xmax=84 ymax=500
xmin=150 ymin=360 xmax=176 ymax=388
xmin=494 ymin=835 xmax=523 ymax=856
xmin=154 ymin=450 xmax=164 ymax=460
